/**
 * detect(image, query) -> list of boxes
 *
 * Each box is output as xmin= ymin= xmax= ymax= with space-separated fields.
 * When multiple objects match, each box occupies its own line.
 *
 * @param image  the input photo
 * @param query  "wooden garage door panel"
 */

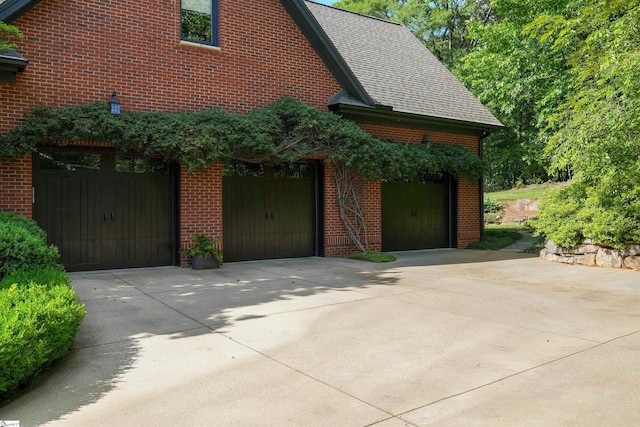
xmin=382 ymin=180 xmax=450 ymax=251
xmin=34 ymin=153 xmax=174 ymax=271
xmin=266 ymin=177 xmax=315 ymax=259
xmin=223 ymin=163 xmax=316 ymax=262
xmin=223 ymin=176 xmax=267 ymax=261
xmin=105 ymin=173 xmax=173 ymax=269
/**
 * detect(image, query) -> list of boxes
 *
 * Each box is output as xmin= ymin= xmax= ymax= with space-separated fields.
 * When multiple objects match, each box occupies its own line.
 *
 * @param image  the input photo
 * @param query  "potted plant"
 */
xmin=180 ymin=233 xmax=223 ymax=270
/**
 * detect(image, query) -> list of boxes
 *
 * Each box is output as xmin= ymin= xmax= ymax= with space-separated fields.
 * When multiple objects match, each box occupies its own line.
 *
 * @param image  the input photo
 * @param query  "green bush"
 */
xmin=483 ymin=199 xmax=503 ymax=214
xmin=0 ymin=216 xmax=60 ymax=280
xmin=0 ymin=268 xmax=85 ymax=397
xmin=0 ymin=268 xmax=69 ymax=291
xmin=0 ymin=212 xmax=47 ymax=241
xmin=532 ymin=178 xmax=640 ymax=249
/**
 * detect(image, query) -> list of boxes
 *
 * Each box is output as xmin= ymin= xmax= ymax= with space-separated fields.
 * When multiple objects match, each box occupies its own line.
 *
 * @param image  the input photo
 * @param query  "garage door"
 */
xmin=223 ymin=161 xmax=319 ymax=261
xmin=33 ymin=150 xmax=176 ymax=271
xmin=382 ymin=173 xmax=455 ymax=251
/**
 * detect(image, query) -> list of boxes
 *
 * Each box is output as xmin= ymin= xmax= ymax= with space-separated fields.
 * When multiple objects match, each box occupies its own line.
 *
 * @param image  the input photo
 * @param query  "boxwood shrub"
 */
xmin=0 ymin=214 xmax=85 ymax=398
xmin=0 ymin=214 xmax=60 ymax=280
xmin=0 ymin=268 xmax=85 ymax=398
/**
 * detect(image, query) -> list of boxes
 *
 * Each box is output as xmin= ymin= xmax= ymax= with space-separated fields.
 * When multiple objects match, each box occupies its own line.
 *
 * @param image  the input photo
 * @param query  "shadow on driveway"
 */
xmin=6 ymin=248 xmax=610 ymax=426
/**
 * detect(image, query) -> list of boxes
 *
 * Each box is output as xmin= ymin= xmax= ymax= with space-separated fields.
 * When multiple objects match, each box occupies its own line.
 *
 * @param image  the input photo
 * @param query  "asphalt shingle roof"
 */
xmin=305 ymin=1 xmax=502 ymax=128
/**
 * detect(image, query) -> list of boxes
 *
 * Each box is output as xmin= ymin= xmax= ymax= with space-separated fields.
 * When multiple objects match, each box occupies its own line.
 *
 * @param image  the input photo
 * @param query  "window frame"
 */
xmin=180 ymin=0 xmax=219 ymax=47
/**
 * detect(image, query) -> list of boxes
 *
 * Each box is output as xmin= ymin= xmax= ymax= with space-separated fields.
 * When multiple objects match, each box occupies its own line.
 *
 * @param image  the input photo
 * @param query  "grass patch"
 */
xmin=467 ymin=228 xmax=523 ymax=250
xmin=485 ymin=224 xmax=529 ymax=231
xmin=349 ymin=252 xmax=397 ymax=263
xmin=486 ymin=182 xmax=567 ymax=202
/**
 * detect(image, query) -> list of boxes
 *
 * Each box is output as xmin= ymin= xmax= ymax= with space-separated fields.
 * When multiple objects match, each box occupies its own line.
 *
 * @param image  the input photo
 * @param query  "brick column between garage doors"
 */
xmin=179 ymin=161 xmax=223 ymax=267
xmin=323 ymin=161 xmax=382 ymax=257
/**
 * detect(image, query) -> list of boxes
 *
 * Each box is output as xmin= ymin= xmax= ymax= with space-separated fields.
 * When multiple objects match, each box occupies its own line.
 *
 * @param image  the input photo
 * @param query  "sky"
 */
xmin=313 ymin=0 xmax=337 ymax=5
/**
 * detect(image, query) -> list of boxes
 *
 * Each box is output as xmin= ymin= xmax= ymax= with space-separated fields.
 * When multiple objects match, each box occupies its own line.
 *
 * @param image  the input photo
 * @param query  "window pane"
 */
xmin=273 ymin=163 xmax=313 ymax=180
xmin=38 ymin=152 xmax=101 ymax=171
xmin=181 ymin=0 xmax=212 ymax=44
xmin=116 ymin=155 xmax=170 ymax=174
xmin=223 ymin=161 xmax=264 ymax=178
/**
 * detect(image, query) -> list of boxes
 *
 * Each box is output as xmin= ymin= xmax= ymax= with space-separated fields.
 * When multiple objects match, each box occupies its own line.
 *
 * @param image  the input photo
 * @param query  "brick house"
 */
xmin=0 ymin=0 xmax=502 ymax=271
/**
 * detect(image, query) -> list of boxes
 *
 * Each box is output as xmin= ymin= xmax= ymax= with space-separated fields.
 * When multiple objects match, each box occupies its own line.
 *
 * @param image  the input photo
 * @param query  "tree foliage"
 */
xmin=0 ymin=21 xmax=22 ymax=51
xmin=456 ymin=0 xmax=577 ymax=191
xmin=334 ymin=0 xmax=493 ymax=68
xmin=530 ymin=0 xmax=640 ymax=247
xmin=333 ymin=0 xmax=573 ymax=190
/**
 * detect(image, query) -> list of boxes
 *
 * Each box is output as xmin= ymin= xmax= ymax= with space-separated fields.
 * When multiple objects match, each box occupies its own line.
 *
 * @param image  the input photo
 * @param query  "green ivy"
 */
xmin=0 ymin=97 xmax=482 ymax=181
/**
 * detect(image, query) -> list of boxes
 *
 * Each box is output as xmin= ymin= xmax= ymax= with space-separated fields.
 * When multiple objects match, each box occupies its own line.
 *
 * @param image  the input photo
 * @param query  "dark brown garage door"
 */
xmin=33 ymin=150 xmax=176 ymax=271
xmin=382 ymin=174 xmax=456 ymax=251
xmin=223 ymin=162 xmax=319 ymax=261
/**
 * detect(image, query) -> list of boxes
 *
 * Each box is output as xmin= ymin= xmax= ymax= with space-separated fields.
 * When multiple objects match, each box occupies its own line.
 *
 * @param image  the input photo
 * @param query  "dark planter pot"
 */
xmin=191 ymin=255 xmax=220 ymax=270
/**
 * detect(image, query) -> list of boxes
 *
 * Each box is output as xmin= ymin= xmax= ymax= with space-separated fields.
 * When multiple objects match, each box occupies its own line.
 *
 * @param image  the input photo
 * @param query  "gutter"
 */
xmin=0 ymin=50 xmax=28 ymax=83
xmin=335 ymin=102 xmax=503 ymax=136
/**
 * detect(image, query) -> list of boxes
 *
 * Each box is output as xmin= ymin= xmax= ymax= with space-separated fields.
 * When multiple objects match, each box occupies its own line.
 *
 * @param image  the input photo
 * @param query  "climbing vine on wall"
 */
xmin=0 ymin=97 xmax=482 ymax=179
xmin=0 ymin=97 xmax=483 ymax=251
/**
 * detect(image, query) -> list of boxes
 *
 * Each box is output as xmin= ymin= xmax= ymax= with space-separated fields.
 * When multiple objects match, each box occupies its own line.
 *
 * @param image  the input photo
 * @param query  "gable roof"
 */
xmin=283 ymin=0 xmax=503 ymax=131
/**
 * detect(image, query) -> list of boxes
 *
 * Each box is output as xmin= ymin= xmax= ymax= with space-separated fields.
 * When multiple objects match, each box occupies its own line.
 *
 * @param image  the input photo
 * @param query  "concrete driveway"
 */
xmin=2 ymin=250 xmax=640 ymax=426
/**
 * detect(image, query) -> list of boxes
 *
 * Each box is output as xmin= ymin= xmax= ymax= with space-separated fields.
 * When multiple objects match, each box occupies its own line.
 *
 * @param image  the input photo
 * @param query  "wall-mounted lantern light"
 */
xmin=421 ymin=134 xmax=432 ymax=146
xmin=109 ymin=90 xmax=121 ymax=115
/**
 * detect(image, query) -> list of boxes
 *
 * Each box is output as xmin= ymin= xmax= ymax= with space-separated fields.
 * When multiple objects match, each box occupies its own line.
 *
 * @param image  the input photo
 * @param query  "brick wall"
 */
xmin=179 ymin=162 xmax=223 ymax=266
xmin=0 ymin=156 xmax=32 ymax=218
xmin=0 ymin=0 xmax=341 ymax=132
xmin=323 ymin=161 xmax=382 ymax=257
xmin=357 ymin=123 xmax=481 ymax=248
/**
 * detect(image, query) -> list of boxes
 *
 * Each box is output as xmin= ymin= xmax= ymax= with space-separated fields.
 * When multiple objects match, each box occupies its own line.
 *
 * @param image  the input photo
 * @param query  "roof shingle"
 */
xmin=305 ymin=1 xmax=502 ymax=128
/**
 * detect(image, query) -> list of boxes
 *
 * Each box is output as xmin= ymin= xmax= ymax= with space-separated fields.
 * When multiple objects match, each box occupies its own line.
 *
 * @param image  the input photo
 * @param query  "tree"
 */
xmin=456 ymin=0 xmax=578 ymax=190
xmin=530 ymin=0 xmax=640 ymax=247
xmin=332 ymin=0 xmax=402 ymax=19
xmin=334 ymin=0 xmax=493 ymax=68
xmin=334 ymin=0 xmax=575 ymax=190
xmin=0 ymin=22 xmax=22 ymax=51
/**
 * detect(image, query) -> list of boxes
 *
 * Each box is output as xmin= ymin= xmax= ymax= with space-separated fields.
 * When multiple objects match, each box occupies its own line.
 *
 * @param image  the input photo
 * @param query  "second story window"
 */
xmin=181 ymin=0 xmax=218 ymax=46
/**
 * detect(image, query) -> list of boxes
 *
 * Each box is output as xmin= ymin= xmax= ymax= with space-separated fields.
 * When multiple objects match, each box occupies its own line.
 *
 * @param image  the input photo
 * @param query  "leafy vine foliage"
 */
xmin=0 ymin=98 xmax=481 ymax=252
xmin=0 ymin=97 xmax=482 ymax=181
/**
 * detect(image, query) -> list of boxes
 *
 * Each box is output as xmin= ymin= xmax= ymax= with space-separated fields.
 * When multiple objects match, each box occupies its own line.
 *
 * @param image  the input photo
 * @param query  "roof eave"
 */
xmin=331 ymin=103 xmax=504 ymax=137
xmin=280 ymin=0 xmax=375 ymax=107
xmin=0 ymin=0 xmax=43 ymax=22
xmin=0 ymin=49 xmax=28 ymax=83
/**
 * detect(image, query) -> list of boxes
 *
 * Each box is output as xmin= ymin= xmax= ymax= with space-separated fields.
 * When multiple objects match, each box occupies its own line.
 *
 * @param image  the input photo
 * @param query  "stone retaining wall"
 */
xmin=540 ymin=240 xmax=640 ymax=270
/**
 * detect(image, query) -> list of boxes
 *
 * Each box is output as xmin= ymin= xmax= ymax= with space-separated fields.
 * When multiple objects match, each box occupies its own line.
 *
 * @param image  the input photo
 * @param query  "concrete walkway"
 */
xmin=2 ymin=250 xmax=640 ymax=426
xmin=500 ymin=230 xmax=540 ymax=253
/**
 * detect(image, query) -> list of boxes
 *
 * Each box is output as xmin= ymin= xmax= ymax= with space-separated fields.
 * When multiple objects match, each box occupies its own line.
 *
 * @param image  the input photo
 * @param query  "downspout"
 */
xmin=478 ymin=129 xmax=491 ymax=242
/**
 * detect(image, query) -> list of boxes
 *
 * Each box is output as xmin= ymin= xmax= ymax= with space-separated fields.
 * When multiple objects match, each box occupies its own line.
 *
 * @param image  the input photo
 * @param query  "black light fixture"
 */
xmin=421 ymin=134 xmax=432 ymax=146
xmin=109 ymin=90 xmax=121 ymax=115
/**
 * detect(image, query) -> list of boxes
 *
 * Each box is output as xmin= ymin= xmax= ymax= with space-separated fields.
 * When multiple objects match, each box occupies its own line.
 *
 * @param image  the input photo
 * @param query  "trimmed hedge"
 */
xmin=0 ymin=268 xmax=85 ymax=397
xmin=0 ymin=214 xmax=60 ymax=280
xmin=0 ymin=212 xmax=48 ymax=241
xmin=0 ymin=214 xmax=85 ymax=398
